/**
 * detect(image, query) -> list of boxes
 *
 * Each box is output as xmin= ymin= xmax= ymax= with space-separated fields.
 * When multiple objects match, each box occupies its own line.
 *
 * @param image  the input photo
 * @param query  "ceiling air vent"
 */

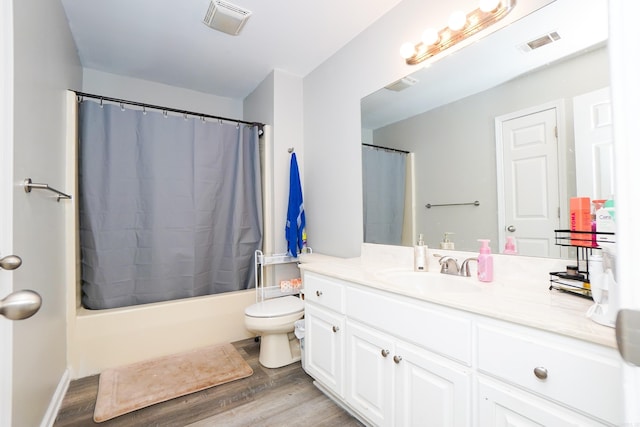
xmin=385 ymin=76 xmax=419 ymax=92
xmin=519 ymin=31 xmax=561 ymax=53
xmin=203 ymin=0 xmax=252 ymax=36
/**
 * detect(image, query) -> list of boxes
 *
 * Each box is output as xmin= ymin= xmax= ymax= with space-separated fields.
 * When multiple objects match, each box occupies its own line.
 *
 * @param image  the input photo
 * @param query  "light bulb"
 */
xmin=479 ymin=0 xmax=501 ymax=13
xmin=400 ymin=42 xmax=417 ymax=59
xmin=448 ymin=10 xmax=467 ymax=31
xmin=421 ymin=28 xmax=440 ymax=46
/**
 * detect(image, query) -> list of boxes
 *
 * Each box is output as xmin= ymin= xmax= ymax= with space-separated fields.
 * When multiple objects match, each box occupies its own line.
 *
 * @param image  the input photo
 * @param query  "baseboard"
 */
xmin=40 ymin=368 xmax=70 ymax=427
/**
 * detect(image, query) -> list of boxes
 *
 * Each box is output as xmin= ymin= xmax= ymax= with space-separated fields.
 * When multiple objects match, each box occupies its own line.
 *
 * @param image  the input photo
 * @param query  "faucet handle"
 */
xmin=459 ymin=257 xmax=478 ymax=277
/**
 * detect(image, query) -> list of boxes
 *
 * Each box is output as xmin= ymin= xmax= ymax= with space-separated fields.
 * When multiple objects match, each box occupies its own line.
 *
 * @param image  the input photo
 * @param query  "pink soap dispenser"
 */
xmin=477 ymin=239 xmax=494 ymax=282
xmin=503 ymin=236 xmax=517 ymax=255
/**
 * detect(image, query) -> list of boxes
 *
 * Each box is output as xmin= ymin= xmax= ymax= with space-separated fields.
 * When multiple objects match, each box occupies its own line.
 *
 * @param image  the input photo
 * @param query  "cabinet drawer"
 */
xmin=303 ymin=272 xmax=346 ymax=313
xmin=346 ymin=286 xmax=471 ymax=365
xmin=477 ymin=323 xmax=622 ymax=425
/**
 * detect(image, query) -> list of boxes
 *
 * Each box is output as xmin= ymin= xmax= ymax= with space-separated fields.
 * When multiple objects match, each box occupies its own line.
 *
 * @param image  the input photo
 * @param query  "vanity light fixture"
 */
xmin=400 ymin=0 xmax=516 ymax=65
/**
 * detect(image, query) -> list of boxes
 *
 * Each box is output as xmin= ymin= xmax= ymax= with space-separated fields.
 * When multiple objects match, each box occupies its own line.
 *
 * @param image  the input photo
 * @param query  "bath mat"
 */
xmin=93 ymin=343 xmax=253 ymax=422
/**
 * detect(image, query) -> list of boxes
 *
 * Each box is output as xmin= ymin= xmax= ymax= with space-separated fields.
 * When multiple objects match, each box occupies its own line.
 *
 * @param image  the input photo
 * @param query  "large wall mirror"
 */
xmin=361 ymin=0 xmax=610 ymax=258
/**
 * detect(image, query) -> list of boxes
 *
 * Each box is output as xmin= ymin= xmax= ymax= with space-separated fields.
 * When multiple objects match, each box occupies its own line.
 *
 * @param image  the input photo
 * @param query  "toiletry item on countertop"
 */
xmin=439 ymin=232 xmax=455 ymax=250
xmin=503 ymin=236 xmax=517 ymax=254
xmin=570 ymin=197 xmax=591 ymax=246
xmin=477 ymin=239 xmax=493 ymax=282
xmin=414 ymin=233 xmax=428 ymax=272
xmin=596 ymin=197 xmax=615 ymax=245
xmin=591 ymin=199 xmax=606 ymax=247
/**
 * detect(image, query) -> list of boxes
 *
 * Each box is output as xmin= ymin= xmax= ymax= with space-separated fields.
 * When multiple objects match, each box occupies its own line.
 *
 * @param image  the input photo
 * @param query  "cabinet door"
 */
xmin=394 ymin=341 xmax=471 ymax=427
xmin=346 ymin=320 xmax=395 ymax=427
xmin=478 ymin=377 xmax=611 ymax=427
xmin=305 ymin=303 xmax=345 ymax=397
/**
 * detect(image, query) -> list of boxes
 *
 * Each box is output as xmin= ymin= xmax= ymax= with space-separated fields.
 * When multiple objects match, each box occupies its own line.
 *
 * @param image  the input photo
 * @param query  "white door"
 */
xmin=574 ymin=87 xmax=614 ymax=201
xmin=394 ymin=341 xmax=470 ymax=427
xmin=496 ymin=104 xmax=562 ymax=258
xmin=1 ymin=1 xmax=15 ymax=422
xmin=345 ymin=320 xmax=393 ymax=426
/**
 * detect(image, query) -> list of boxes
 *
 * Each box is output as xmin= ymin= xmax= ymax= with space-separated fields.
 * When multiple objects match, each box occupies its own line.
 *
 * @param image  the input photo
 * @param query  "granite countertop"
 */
xmin=298 ymin=249 xmax=617 ymax=349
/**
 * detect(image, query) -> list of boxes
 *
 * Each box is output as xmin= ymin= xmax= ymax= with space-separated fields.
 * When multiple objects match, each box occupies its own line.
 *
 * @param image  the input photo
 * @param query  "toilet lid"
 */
xmin=245 ymin=295 xmax=304 ymax=318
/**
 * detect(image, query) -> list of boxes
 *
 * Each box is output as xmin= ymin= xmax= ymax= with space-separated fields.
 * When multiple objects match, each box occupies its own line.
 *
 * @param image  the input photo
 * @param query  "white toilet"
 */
xmin=244 ymin=295 xmax=304 ymax=368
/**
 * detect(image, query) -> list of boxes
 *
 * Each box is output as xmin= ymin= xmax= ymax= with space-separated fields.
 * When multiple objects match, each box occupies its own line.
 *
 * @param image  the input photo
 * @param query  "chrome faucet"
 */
xmin=459 ymin=257 xmax=478 ymax=277
xmin=438 ymin=256 xmax=459 ymax=275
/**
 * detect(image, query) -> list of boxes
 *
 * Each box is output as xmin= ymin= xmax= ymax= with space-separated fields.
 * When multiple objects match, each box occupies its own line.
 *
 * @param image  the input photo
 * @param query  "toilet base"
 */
xmin=259 ymin=332 xmax=301 ymax=368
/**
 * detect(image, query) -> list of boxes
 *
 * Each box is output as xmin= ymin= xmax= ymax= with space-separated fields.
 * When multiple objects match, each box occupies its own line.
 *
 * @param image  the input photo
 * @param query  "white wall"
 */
xmin=303 ymin=0 xmax=553 ymax=257
xmin=82 ymin=68 xmax=242 ymax=118
xmin=372 ymin=47 xmax=609 ymax=251
xmin=245 ymin=69 xmax=304 ymax=281
xmin=11 ymin=0 xmax=82 ymax=425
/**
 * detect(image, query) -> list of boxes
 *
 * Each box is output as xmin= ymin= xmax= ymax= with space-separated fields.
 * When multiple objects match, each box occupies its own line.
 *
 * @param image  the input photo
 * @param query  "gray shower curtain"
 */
xmin=362 ymin=145 xmax=406 ymax=245
xmin=78 ymin=100 xmax=262 ymax=309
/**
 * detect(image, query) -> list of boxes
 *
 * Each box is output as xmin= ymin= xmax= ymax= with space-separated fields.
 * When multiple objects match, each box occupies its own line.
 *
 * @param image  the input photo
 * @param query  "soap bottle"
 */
xmin=414 ymin=234 xmax=428 ymax=272
xmin=477 ymin=239 xmax=493 ymax=282
xmin=439 ymin=232 xmax=455 ymax=250
xmin=503 ymin=236 xmax=517 ymax=255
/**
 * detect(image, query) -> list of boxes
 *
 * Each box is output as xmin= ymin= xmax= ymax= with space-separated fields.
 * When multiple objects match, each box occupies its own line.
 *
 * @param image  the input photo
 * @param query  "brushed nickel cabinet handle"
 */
xmin=332 ymin=325 xmax=339 ymax=333
xmin=393 ymin=355 xmax=402 ymax=364
xmin=316 ymin=290 xmax=323 ymax=297
xmin=381 ymin=349 xmax=390 ymax=357
xmin=534 ymin=366 xmax=548 ymax=380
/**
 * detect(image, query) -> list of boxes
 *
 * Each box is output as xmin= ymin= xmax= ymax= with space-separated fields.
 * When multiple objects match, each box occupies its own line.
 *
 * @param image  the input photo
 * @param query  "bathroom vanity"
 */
xmin=299 ymin=245 xmax=622 ymax=426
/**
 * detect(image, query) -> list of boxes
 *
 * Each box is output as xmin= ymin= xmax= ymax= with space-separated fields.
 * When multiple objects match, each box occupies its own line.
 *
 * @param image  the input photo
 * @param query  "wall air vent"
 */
xmin=384 ymin=76 xmax=419 ymax=92
xmin=519 ymin=31 xmax=561 ymax=53
xmin=203 ymin=0 xmax=252 ymax=36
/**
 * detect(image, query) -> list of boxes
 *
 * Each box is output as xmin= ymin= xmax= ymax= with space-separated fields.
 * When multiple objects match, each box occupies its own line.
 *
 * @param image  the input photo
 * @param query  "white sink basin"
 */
xmin=375 ymin=269 xmax=483 ymax=294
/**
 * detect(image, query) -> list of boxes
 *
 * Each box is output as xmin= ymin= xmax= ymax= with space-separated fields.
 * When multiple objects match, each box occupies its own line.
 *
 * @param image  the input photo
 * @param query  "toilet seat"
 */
xmin=245 ymin=295 xmax=304 ymax=318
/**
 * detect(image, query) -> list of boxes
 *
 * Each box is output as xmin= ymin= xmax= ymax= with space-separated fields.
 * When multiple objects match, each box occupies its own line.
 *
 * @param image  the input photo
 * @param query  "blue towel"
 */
xmin=286 ymin=153 xmax=306 ymax=257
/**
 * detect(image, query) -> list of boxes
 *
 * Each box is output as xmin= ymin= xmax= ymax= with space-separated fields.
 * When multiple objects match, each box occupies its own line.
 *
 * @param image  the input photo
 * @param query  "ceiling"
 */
xmin=60 ymin=0 xmax=404 ymax=99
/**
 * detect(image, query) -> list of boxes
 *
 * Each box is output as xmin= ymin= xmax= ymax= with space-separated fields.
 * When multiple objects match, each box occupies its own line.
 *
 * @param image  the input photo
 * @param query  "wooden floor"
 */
xmin=54 ymin=338 xmax=363 ymax=427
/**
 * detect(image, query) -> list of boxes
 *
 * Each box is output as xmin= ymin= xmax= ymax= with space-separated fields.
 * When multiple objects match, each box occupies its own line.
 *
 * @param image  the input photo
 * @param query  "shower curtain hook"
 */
xmin=163 ymin=110 xmax=168 ymax=118
xmin=142 ymin=106 xmax=147 ymax=115
xmin=201 ymin=116 xmax=206 ymax=123
xmin=236 ymin=122 xmax=240 ymax=129
xmin=100 ymin=98 xmax=104 ymax=108
xmin=218 ymin=119 xmax=223 ymax=125
xmin=120 ymin=102 xmax=125 ymax=112
xmin=183 ymin=113 xmax=188 ymax=120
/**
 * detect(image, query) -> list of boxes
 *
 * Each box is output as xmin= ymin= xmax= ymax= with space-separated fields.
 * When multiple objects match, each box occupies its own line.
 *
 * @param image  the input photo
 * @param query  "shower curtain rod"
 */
xmin=362 ymin=143 xmax=410 ymax=154
xmin=74 ymin=91 xmax=265 ymax=130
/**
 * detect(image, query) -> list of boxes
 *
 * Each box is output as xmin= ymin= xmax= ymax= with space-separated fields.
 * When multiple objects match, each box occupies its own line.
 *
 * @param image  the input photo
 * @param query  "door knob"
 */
xmin=0 ymin=290 xmax=42 ymax=320
xmin=0 ymin=255 xmax=22 ymax=270
xmin=507 ymin=225 xmax=516 ymax=232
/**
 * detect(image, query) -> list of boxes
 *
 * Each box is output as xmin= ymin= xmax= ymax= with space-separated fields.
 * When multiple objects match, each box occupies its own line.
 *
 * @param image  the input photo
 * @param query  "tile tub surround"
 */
xmin=299 ymin=243 xmax=616 ymax=348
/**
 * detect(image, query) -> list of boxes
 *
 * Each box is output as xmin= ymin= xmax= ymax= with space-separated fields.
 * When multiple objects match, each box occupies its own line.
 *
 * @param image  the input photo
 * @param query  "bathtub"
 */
xmin=67 ymin=290 xmax=256 ymax=378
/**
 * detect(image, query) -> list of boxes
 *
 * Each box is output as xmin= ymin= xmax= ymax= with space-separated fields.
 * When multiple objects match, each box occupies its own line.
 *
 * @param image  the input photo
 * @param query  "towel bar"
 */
xmin=426 ymin=200 xmax=479 ymax=209
xmin=24 ymin=178 xmax=72 ymax=202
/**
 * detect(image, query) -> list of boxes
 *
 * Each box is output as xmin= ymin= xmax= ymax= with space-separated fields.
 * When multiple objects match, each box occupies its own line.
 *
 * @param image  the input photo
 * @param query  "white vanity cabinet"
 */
xmin=476 ymin=320 xmax=622 ymax=426
xmin=303 ymin=272 xmax=346 ymax=398
xmin=301 ymin=270 xmax=623 ymax=426
xmin=345 ymin=286 xmax=472 ymax=427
